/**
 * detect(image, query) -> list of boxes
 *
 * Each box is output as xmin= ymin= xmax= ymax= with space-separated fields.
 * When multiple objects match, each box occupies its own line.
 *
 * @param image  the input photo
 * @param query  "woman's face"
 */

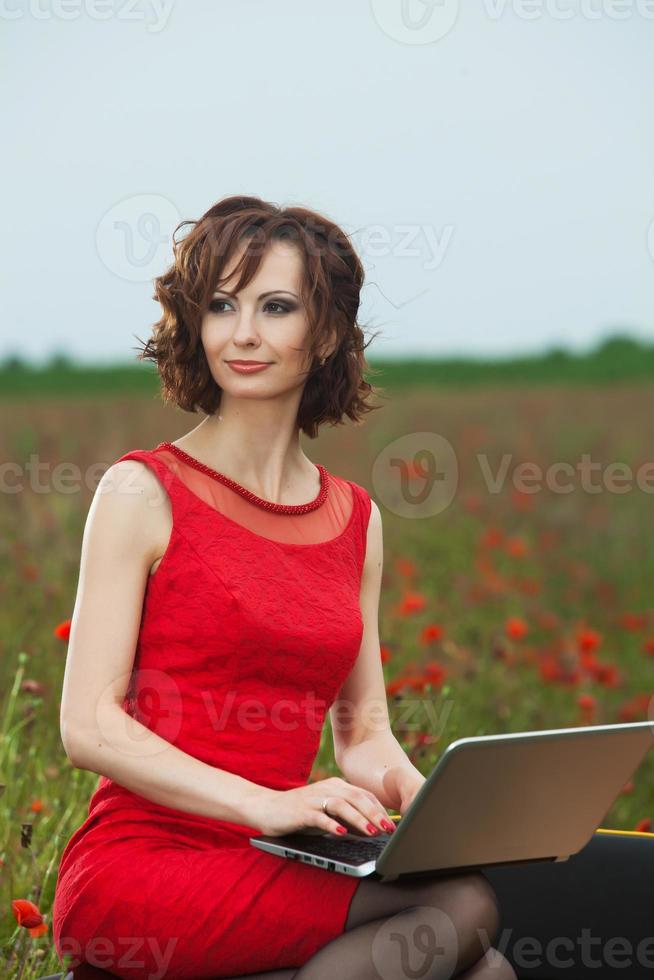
xmin=200 ymin=239 xmax=323 ymax=400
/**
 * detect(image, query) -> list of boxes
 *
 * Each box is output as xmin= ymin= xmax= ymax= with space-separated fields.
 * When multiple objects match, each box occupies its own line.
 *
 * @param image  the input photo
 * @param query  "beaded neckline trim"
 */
xmin=154 ymin=442 xmax=329 ymax=515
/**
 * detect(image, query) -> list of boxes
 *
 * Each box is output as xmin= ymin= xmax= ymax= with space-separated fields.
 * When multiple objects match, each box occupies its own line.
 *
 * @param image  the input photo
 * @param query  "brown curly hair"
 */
xmin=134 ymin=195 xmax=385 ymax=439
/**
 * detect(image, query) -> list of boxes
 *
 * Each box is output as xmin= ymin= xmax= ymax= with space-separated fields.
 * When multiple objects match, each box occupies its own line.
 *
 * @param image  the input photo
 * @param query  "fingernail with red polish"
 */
xmin=336 ymin=825 xmax=347 ymax=834
xmin=366 ymin=823 xmax=379 ymax=834
xmin=381 ymin=819 xmax=395 ymax=832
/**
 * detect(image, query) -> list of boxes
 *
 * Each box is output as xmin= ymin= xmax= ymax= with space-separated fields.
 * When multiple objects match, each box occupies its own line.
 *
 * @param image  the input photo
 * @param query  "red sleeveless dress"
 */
xmin=52 ymin=443 xmax=372 ymax=979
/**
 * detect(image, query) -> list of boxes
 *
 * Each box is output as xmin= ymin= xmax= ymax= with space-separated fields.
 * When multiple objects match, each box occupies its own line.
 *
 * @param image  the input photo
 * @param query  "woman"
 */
xmin=53 ymin=195 xmax=517 ymax=980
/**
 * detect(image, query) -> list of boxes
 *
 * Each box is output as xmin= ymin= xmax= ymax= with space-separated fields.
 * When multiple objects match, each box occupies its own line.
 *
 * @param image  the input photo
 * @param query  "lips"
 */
xmin=226 ymin=361 xmax=272 ymax=374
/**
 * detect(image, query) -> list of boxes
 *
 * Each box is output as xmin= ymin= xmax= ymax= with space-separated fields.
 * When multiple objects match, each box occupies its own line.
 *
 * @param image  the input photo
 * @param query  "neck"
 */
xmin=186 ymin=396 xmax=313 ymax=501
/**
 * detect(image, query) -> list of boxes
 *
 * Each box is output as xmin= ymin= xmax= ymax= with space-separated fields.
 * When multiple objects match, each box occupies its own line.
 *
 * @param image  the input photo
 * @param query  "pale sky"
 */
xmin=3 ymin=0 xmax=654 ymax=364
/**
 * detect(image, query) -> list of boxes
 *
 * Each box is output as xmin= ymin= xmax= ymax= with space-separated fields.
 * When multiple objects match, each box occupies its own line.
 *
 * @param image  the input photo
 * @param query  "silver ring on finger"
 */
xmin=322 ymin=797 xmax=331 ymax=815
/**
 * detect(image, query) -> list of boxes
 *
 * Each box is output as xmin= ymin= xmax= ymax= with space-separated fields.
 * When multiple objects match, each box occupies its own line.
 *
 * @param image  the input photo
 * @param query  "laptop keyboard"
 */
xmin=278 ymin=831 xmax=392 ymax=866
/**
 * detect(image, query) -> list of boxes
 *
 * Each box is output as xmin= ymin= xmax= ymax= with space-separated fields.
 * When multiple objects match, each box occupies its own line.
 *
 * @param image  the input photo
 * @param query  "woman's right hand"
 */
xmin=248 ymin=777 xmax=397 ymax=838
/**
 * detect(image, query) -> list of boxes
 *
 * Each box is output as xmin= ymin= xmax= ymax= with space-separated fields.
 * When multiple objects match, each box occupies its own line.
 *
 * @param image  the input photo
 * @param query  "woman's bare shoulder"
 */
xmin=88 ymin=459 xmax=172 ymax=569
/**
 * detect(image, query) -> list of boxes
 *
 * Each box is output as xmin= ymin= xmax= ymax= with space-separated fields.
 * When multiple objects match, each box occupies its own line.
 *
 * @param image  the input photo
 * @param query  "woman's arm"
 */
xmin=329 ymin=499 xmax=427 ymax=813
xmin=60 ymin=459 xmax=268 ymax=828
xmin=66 ymin=703 xmax=270 ymax=827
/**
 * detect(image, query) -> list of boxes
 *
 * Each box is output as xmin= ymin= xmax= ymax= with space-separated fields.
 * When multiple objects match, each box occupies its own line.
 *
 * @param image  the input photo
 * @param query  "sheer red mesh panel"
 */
xmin=152 ymin=447 xmax=355 ymax=545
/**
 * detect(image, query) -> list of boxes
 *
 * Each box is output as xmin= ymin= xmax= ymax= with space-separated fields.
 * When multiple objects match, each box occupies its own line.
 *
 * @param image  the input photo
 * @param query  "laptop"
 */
xmin=249 ymin=721 xmax=654 ymax=882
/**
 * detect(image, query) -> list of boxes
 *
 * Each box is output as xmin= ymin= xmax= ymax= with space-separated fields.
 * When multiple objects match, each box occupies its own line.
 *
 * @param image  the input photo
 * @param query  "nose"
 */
xmin=229 ymin=308 xmax=263 ymax=348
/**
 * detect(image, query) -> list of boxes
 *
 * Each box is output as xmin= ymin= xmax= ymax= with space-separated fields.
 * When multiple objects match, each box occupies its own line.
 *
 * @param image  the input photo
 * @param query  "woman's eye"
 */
xmin=208 ymin=299 xmax=230 ymax=313
xmin=208 ymin=299 xmax=291 ymax=315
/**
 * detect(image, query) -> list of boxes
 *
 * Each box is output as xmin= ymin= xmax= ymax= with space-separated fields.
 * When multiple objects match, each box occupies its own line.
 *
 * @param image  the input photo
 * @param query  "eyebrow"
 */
xmin=212 ymin=289 xmax=299 ymax=300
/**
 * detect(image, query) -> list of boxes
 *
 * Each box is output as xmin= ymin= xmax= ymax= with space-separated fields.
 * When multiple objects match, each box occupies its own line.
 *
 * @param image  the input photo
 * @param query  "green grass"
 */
xmin=2 ymin=334 xmax=654 ymax=398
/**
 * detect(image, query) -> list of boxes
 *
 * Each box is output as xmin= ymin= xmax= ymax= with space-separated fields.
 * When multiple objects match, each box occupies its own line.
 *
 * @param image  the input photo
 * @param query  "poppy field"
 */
xmin=1 ymin=381 xmax=654 ymax=977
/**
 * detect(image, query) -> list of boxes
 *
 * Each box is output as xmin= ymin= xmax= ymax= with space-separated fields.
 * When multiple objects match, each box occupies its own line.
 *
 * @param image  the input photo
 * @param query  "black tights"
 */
xmin=222 ymin=871 xmax=517 ymax=979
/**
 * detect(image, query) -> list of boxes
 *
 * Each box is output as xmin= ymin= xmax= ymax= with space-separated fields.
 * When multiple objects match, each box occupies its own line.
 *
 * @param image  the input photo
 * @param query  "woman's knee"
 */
xmin=455 ymin=873 xmax=500 ymax=953
xmin=414 ymin=873 xmax=501 ymax=976
xmin=346 ymin=870 xmax=500 ymax=947
xmin=412 ymin=873 xmax=498 ymax=934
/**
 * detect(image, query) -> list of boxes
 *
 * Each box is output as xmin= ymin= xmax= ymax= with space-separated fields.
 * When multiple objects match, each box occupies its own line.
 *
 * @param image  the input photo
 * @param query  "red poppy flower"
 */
xmin=505 ymin=536 xmax=528 ymax=558
xmin=618 ymin=693 xmax=652 ymax=722
xmin=511 ymin=489 xmax=534 ymax=512
xmin=505 ymin=617 xmax=528 ymax=641
xmin=539 ymin=655 xmax=562 ymax=683
xmin=577 ymin=693 xmax=597 ymax=721
xmin=594 ymin=663 xmax=620 ymax=688
xmin=420 ymin=624 xmax=444 ymax=644
xmin=398 ymin=591 xmax=427 ymax=616
xmin=53 ymin=619 xmax=71 ymax=641
xmin=424 ymin=661 xmax=447 ymax=687
xmin=579 ymin=649 xmax=599 ymax=672
xmin=405 ymin=673 xmax=429 ymax=692
xmin=619 ymin=612 xmax=647 ymax=632
xmin=395 ymin=558 xmax=416 ymax=578
xmin=11 ymin=899 xmax=48 ymax=937
xmin=480 ymin=527 xmax=504 ymax=549
xmin=576 ymin=628 xmax=601 ymax=655
xmin=386 ymin=678 xmax=408 ymax=696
